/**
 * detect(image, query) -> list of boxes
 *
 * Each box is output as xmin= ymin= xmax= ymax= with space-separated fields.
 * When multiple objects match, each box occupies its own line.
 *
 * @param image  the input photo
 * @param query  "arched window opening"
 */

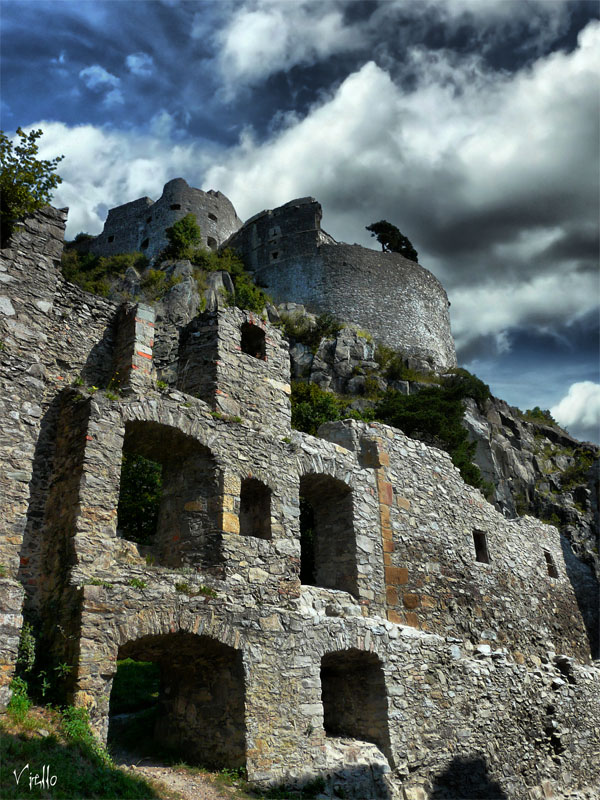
xmin=108 ymin=634 xmax=245 ymax=769
xmin=321 ymin=649 xmax=391 ymax=761
xmin=299 ymin=474 xmax=358 ymax=596
xmin=140 ymin=238 xmax=149 ymax=250
xmin=116 ymin=421 xmax=221 ymax=568
xmin=206 ymin=236 xmax=217 ymax=250
xmin=240 ymin=478 xmax=271 ymax=540
xmin=208 ymin=213 xmax=218 ymax=222
xmin=240 ymin=323 xmax=266 ymax=360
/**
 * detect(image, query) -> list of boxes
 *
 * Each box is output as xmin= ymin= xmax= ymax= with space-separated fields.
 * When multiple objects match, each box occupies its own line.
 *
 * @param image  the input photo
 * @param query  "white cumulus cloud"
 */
xmin=79 ymin=64 xmax=120 ymax=90
xmin=551 ymin=382 xmax=600 ymax=443
xmin=31 ymin=121 xmax=218 ymax=237
xmin=126 ymin=52 xmax=154 ymax=77
xmin=213 ymin=0 xmax=362 ymax=96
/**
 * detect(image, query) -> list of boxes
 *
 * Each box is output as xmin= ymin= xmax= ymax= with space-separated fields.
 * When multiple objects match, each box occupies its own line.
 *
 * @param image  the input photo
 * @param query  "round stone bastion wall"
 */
xmin=227 ymin=198 xmax=457 ymax=372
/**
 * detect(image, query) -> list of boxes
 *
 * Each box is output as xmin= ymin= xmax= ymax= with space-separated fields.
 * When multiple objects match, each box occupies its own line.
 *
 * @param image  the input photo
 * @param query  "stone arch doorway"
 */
xmin=108 ymin=632 xmax=246 ymax=769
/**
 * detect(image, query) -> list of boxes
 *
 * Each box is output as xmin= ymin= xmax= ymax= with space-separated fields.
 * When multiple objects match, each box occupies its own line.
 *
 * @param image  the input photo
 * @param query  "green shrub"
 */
xmin=61 ymin=249 xmax=147 ymax=296
xmin=375 ymin=383 xmax=487 ymax=489
xmin=7 ymin=676 xmax=31 ymax=724
xmin=560 ymin=449 xmax=595 ymax=489
xmin=281 ymin=312 xmax=343 ymax=353
xmin=520 ymin=406 xmax=558 ymax=426
xmin=291 ymin=381 xmax=344 ymax=435
xmin=163 ymin=213 xmax=202 ymax=260
xmin=16 ymin=621 xmax=36 ymax=674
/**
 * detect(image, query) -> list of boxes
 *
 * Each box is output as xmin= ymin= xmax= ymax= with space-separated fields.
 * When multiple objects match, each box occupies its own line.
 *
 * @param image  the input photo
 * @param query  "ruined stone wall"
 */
xmin=227 ymin=198 xmax=457 ymax=371
xmin=89 ymin=178 xmax=242 ymax=261
xmin=1 ymin=207 xmax=599 ymax=799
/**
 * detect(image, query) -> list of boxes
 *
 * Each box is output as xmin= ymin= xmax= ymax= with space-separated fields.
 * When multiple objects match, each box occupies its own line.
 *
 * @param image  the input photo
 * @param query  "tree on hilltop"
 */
xmin=366 ymin=220 xmax=418 ymax=262
xmin=0 ymin=127 xmax=64 ymax=246
xmin=163 ymin=212 xmax=203 ymax=260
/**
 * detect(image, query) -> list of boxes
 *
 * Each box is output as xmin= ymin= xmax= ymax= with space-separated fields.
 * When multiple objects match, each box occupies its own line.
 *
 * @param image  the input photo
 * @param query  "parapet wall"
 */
xmin=89 ymin=178 xmax=242 ymax=261
xmin=1 ymin=207 xmax=598 ymax=799
xmin=227 ymin=198 xmax=457 ymax=371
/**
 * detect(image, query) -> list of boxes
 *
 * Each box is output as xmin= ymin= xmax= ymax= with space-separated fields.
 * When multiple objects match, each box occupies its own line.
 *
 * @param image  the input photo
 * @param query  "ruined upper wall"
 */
xmin=227 ymin=198 xmax=457 ymax=371
xmin=89 ymin=178 xmax=242 ymax=261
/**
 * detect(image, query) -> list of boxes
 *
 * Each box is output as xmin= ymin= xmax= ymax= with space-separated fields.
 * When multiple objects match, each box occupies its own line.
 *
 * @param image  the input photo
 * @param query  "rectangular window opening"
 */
xmin=473 ymin=530 xmax=490 ymax=564
xmin=544 ymin=550 xmax=559 ymax=578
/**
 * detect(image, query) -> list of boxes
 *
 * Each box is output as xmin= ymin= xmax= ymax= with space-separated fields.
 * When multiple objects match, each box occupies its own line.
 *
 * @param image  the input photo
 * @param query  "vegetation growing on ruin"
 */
xmin=61 ymin=249 xmax=149 ymax=296
xmin=291 ymin=370 xmax=492 ymax=493
xmin=280 ymin=311 xmax=343 ymax=353
xmin=61 ymin=213 xmax=271 ymax=313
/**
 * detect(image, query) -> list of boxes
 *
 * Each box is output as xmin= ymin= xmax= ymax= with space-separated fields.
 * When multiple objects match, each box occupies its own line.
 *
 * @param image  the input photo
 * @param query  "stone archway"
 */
xmin=108 ymin=632 xmax=246 ymax=769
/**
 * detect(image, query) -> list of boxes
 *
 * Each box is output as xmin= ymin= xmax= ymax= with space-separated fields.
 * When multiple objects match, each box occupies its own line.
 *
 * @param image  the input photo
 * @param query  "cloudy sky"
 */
xmin=2 ymin=0 xmax=599 ymax=441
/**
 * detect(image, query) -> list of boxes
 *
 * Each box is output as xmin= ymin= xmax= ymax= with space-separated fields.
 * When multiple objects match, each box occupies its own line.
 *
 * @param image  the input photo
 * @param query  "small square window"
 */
xmin=107 ymin=235 xmax=114 ymax=243
xmin=170 ymin=203 xmax=181 ymax=211
xmin=271 ymin=251 xmax=279 ymax=260
xmin=473 ymin=530 xmax=490 ymax=564
xmin=544 ymin=550 xmax=559 ymax=578
xmin=240 ymin=322 xmax=266 ymax=360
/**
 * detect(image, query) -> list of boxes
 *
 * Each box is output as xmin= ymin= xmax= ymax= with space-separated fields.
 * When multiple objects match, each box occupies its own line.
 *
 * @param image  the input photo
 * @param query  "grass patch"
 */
xmin=1 ymin=685 xmax=159 ymax=799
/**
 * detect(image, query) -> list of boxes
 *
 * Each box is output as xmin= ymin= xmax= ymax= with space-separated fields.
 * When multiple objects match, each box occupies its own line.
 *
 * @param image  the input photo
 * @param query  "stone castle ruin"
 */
xmin=87 ymin=177 xmax=242 ymax=262
xmin=84 ymin=181 xmax=456 ymax=373
xmin=0 ymin=203 xmax=599 ymax=799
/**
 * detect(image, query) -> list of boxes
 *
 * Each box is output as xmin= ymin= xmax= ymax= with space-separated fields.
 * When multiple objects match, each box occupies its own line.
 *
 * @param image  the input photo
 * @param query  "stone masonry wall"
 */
xmin=1 ymin=207 xmax=599 ymax=800
xmin=227 ymin=198 xmax=457 ymax=372
xmin=89 ymin=178 xmax=242 ymax=261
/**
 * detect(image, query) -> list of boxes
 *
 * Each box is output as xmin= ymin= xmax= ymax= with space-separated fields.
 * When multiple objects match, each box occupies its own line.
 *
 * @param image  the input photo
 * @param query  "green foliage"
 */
xmin=0 ymin=127 xmax=64 ymax=245
xmin=291 ymin=381 xmax=344 ymax=436
xmin=61 ymin=249 xmax=148 ymax=296
xmin=7 ymin=676 xmax=32 ymax=724
xmin=281 ymin=312 xmax=343 ymax=353
xmin=117 ymin=453 xmax=163 ymax=545
xmin=0 ymin=563 xmax=7 ymax=577
xmin=520 ymin=406 xmax=558 ymax=426
xmin=156 ymin=379 xmax=168 ymax=390
xmin=128 ymin=578 xmax=147 ymax=590
xmin=0 ymin=705 xmax=158 ymax=799
xmin=140 ymin=268 xmax=182 ymax=300
xmin=375 ymin=382 xmax=487 ymax=489
xmin=109 ymin=658 xmax=160 ymax=715
xmin=16 ymin=621 xmax=36 ymax=674
xmin=366 ymin=220 xmax=418 ymax=262
xmin=163 ymin=212 xmax=202 ymax=259
xmin=560 ymin=449 xmax=595 ymax=490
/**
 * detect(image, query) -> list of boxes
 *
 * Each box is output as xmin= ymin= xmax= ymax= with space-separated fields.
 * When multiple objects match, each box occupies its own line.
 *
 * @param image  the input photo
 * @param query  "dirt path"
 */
xmin=118 ymin=758 xmax=237 ymax=800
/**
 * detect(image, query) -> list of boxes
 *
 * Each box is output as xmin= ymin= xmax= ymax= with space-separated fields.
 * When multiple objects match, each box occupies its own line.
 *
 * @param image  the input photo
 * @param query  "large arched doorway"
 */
xmin=108 ymin=632 xmax=246 ymax=768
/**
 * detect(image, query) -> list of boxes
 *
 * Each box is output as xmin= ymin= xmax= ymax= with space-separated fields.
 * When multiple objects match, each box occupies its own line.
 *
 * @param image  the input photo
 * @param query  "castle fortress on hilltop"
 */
xmin=87 ymin=179 xmax=457 ymax=372
xmin=0 ymin=204 xmax=598 ymax=799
